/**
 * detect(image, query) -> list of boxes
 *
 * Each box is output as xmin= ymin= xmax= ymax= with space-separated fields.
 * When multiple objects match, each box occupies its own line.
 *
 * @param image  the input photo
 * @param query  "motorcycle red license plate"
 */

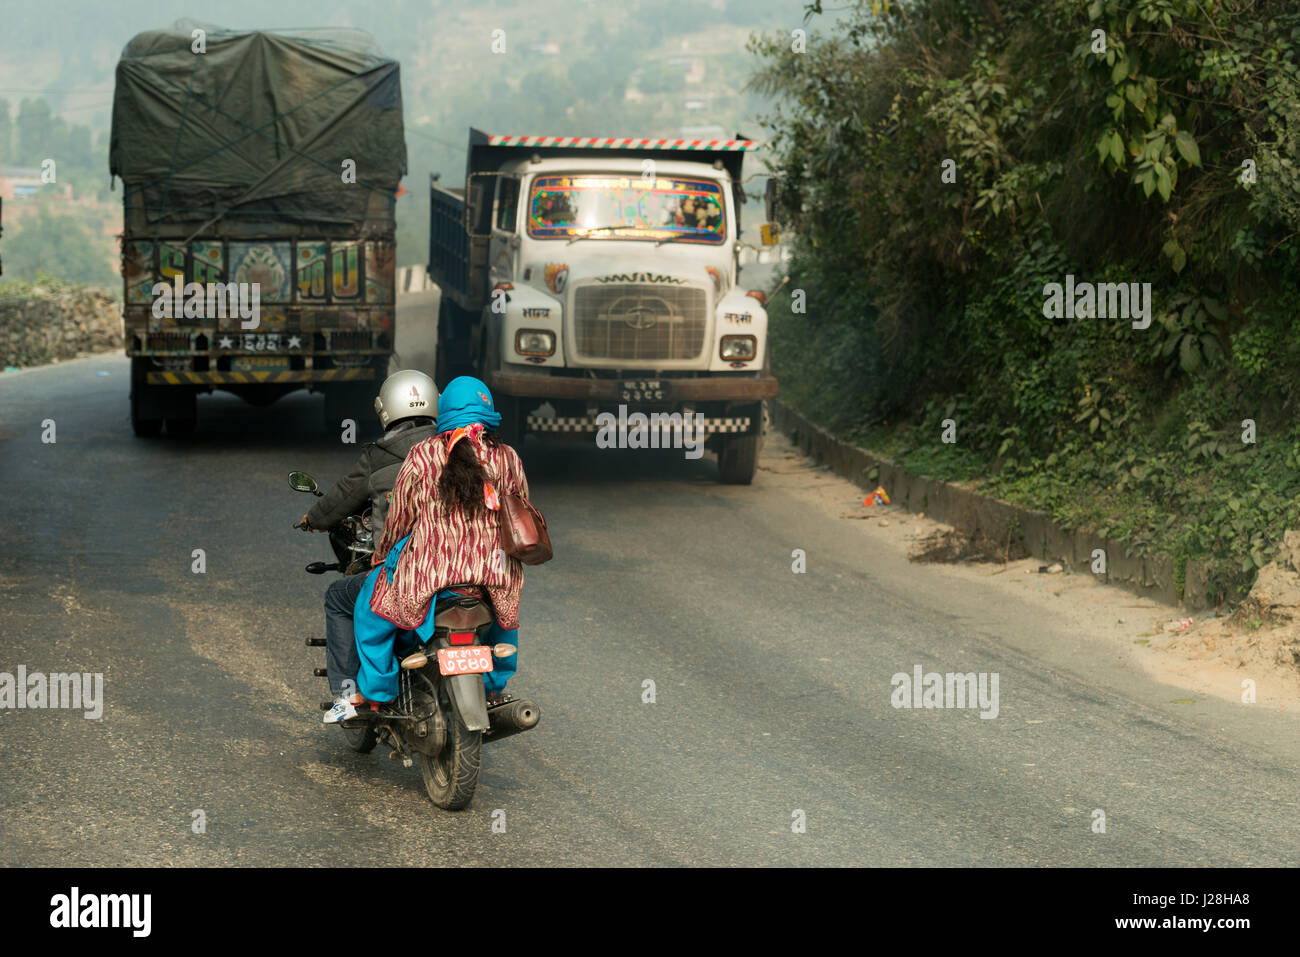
xmin=437 ymin=646 xmax=494 ymax=676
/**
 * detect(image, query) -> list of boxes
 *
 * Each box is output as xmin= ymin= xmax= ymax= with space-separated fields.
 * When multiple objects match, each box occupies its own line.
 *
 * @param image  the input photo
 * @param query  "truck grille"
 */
xmin=574 ymin=284 xmax=707 ymax=361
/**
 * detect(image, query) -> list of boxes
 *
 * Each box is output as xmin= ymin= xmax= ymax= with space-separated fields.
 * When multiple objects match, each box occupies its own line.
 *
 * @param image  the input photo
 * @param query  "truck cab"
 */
xmin=430 ymin=130 xmax=778 ymax=483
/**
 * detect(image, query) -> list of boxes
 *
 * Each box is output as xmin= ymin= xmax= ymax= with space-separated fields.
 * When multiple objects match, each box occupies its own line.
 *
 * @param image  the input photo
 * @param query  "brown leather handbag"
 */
xmin=499 ymin=492 xmax=552 ymax=565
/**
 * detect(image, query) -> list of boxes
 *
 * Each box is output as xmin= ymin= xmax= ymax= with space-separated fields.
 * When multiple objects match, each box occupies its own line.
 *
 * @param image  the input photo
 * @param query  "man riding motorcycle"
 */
xmin=298 ymin=370 xmax=439 ymax=724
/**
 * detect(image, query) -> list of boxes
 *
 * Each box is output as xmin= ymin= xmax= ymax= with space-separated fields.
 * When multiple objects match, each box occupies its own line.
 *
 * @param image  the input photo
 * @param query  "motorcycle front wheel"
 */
xmin=416 ymin=681 xmax=481 ymax=810
xmin=340 ymin=723 xmax=378 ymax=753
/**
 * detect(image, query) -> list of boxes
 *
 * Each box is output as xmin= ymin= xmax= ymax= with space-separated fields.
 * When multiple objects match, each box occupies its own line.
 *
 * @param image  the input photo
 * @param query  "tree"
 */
xmin=0 ymin=99 xmax=11 ymax=166
xmin=3 ymin=205 xmax=116 ymax=286
xmin=15 ymin=98 xmax=52 ymax=166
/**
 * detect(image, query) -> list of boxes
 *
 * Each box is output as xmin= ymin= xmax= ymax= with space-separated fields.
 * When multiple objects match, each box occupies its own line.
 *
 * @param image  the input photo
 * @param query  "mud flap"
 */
xmin=448 ymin=672 xmax=490 ymax=731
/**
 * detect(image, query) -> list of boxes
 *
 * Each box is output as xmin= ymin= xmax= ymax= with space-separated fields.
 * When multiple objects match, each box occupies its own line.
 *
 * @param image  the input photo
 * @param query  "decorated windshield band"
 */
xmin=527 ymin=175 xmax=725 ymax=244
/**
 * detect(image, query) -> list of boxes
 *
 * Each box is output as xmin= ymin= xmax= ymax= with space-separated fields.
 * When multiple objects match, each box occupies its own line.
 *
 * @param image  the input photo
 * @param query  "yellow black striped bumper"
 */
xmin=146 ymin=369 xmax=376 ymax=385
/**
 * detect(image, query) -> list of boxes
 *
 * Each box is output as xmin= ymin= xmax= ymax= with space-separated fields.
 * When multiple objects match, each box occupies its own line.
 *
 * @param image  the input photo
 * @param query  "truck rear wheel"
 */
xmin=436 ymin=299 xmax=474 ymax=385
xmin=131 ymin=402 xmax=163 ymax=437
xmin=129 ymin=357 xmax=163 ymax=437
xmin=718 ymin=433 xmax=759 ymax=484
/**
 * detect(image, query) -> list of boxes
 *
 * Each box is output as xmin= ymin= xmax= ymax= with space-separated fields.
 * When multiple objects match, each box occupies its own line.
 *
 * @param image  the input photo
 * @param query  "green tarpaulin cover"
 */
xmin=111 ymin=22 xmax=406 ymax=229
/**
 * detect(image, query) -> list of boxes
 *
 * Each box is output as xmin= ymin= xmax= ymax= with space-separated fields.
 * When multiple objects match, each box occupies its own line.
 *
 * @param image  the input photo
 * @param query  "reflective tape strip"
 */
xmin=526 ymin=415 xmax=751 ymax=433
xmin=146 ymin=368 xmax=375 ymax=385
xmin=486 ymin=135 xmax=758 ymax=151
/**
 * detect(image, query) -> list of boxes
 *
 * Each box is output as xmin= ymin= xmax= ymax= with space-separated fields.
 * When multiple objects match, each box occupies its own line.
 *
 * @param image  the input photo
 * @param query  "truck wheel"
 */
xmin=718 ymin=434 xmax=759 ymax=484
xmin=129 ymin=357 xmax=163 ymax=437
xmin=435 ymin=299 xmax=474 ymax=385
xmin=495 ymin=395 xmax=524 ymax=450
xmin=131 ymin=397 xmax=163 ymax=437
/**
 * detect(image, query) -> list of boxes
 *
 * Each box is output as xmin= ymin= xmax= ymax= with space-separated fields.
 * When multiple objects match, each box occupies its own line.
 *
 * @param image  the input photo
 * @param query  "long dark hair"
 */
xmin=438 ymin=431 xmax=501 ymax=516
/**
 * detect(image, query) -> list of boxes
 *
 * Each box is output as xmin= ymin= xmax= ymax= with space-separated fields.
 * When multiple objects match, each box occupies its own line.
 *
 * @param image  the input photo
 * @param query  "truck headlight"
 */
xmin=515 ymin=329 xmax=555 ymax=357
xmin=720 ymin=335 xmax=756 ymax=361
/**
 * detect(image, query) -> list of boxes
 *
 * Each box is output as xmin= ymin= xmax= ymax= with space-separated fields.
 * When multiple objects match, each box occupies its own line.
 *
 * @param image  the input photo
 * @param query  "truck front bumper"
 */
xmin=526 ymin=413 xmax=753 ymax=436
xmin=488 ymin=371 xmax=778 ymax=402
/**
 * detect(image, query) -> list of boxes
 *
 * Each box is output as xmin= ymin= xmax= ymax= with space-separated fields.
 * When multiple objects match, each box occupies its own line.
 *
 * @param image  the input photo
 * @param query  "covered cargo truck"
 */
xmin=428 ymin=129 xmax=778 ymax=484
xmin=111 ymin=24 xmax=406 ymax=436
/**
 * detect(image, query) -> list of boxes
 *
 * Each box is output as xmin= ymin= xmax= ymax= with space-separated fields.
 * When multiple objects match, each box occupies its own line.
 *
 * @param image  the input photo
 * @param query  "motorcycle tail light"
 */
xmin=450 ymin=631 xmax=476 ymax=645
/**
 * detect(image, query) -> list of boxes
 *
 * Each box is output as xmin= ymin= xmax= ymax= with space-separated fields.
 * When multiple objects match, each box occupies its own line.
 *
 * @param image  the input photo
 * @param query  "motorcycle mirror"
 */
xmin=287 ymin=471 xmax=319 ymax=493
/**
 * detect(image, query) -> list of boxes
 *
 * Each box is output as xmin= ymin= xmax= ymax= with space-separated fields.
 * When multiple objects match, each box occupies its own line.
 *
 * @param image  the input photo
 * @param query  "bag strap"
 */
xmin=522 ymin=497 xmax=547 ymax=530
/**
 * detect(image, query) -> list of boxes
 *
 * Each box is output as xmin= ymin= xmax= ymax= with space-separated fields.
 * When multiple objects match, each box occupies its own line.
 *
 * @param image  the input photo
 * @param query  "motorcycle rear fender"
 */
xmin=448 ymin=673 xmax=490 ymax=732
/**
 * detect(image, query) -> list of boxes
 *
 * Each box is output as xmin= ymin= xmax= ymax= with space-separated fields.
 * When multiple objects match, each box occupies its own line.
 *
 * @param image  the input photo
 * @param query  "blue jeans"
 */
xmin=324 ymin=572 xmax=367 ymax=696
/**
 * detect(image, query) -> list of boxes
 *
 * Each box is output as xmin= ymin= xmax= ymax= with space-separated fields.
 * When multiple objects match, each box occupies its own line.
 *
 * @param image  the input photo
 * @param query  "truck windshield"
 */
xmin=526 ymin=175 xmax=726 ymax=245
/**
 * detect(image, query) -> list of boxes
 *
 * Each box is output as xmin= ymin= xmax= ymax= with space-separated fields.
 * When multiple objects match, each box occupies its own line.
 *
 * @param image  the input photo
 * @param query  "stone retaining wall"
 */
xmin=768 ymin=399 xmax=1206 ymax=610
xmin=0 ymin=286 xmax=121 ymax=368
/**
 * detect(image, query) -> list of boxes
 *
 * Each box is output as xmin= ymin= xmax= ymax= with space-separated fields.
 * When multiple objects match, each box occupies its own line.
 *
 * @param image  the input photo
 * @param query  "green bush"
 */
xmin=752 ymin=0 xmax=1300 ymax=603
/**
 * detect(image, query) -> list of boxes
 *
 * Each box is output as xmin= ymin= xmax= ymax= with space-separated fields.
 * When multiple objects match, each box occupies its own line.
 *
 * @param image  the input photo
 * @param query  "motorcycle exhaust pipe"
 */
xmin=483 ymin=698 xmax=540 ymax=743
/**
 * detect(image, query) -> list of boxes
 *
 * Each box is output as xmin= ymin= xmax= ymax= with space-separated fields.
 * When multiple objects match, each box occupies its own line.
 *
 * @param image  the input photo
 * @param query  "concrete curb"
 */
xmin=768 ymin=399 xmax=1201 ymax=610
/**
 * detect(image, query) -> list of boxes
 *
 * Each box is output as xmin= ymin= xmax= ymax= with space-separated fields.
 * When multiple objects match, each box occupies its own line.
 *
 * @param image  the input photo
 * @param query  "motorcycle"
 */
xmin=288 ymin=470 xmax=539 ymax=810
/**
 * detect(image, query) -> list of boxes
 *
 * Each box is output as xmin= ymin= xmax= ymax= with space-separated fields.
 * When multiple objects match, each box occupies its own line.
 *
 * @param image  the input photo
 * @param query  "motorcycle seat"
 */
xmin=432 ymin=585 xmax=494 ymax=632
xmin=435 ymin=584 xmax=485 ymax=613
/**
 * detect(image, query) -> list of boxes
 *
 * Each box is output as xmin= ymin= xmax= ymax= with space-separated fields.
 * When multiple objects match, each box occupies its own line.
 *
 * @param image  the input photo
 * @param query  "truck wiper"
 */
xmin=566 ymin=225 xmax=625 ymax=245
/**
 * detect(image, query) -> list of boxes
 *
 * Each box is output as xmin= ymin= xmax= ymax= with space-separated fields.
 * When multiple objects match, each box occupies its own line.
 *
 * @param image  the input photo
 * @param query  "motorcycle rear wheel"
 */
xmin=416 ymin=683 xmax=481 ymax=810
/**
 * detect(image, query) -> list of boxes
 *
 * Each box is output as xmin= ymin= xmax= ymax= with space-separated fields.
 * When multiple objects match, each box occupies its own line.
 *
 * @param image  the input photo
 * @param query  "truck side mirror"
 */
xmin=764 ymin=177 xmax=779 ymax=223
xmin=465 ymin=172 xmax=495 ymax=239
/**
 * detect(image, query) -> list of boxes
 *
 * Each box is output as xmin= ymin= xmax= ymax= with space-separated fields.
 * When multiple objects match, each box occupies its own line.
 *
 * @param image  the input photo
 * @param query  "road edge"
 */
xmin=768 ymin=398 xmax=1208 ymax=611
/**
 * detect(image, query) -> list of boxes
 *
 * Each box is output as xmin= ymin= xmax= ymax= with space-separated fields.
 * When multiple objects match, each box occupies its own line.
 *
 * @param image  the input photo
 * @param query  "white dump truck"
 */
xmin=428 ymin=129 xmax=777 ymax=483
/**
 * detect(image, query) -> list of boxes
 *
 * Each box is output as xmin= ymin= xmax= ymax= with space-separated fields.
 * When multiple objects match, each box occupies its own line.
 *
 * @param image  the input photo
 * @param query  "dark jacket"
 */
xmin=306 ymin=418 xmax=437 ymax=535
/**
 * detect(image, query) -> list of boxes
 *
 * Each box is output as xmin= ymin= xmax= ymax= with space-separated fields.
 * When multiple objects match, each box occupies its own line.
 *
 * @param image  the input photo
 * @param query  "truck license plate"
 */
xmin=621 ymin=379 xmax=668 ymax=402
xmin=233 ymin=356 xmax=290 ymax=372
xmin=437 ymin=646 xmax=494 ymax=676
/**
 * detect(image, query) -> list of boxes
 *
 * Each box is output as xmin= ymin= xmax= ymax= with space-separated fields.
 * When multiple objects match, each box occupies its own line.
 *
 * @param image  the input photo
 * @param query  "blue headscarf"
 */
xmin=436 ymin=376 xmax=501 ymax=434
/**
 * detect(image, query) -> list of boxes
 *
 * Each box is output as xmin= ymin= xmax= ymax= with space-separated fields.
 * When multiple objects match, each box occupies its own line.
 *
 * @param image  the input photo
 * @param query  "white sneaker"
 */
xmin=323 ymin=696 xmax=358 ymax=724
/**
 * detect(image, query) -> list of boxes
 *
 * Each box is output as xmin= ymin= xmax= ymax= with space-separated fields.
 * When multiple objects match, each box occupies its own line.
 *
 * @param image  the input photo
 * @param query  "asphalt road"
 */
xmin=1 ymin=354 xmax=1298 ymax=866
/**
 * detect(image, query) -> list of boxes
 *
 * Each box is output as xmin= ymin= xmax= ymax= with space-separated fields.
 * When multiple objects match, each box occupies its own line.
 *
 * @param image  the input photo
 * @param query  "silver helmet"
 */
xmin=374 ymin=370 xmax=438 ymax=429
